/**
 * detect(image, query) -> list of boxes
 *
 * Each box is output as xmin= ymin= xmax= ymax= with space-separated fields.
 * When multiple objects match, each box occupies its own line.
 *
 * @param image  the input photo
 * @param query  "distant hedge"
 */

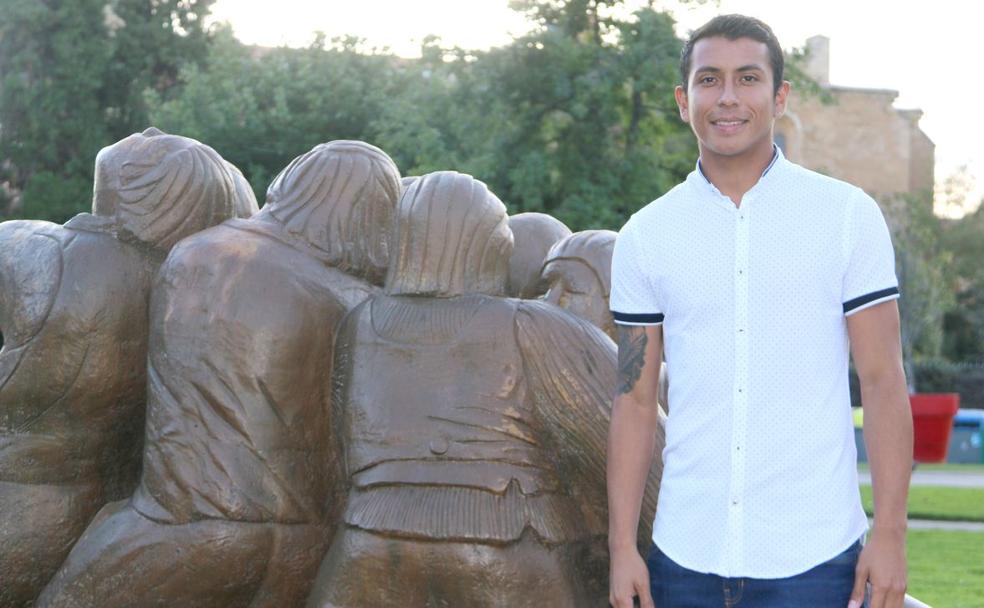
xmin=850 ymin=360 xmax=984 ymax=409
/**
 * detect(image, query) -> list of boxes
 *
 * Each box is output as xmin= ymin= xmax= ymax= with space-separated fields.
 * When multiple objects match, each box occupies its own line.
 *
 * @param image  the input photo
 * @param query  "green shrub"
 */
xmin=20 ymin=172 xmax=90 ymax=224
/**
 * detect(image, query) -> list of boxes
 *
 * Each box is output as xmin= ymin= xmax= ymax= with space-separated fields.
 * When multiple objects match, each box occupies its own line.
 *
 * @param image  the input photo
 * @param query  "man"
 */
xmin=0 ymin=128 xmax=256 ymax=607
xmin=607 ymin=14 xmax=911 ymax=608
xmin=37 ymin=140 xmax=399 ymax=607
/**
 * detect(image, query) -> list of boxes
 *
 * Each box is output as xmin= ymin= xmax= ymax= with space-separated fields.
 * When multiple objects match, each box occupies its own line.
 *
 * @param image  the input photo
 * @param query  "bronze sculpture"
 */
xmin=507 ymin=212 xmax=572 ymax=298
xmin=37 ymin=141 xmax=401 ymax=607
xmin=540 ymin=230 xmax=670 ymax=409
xmin=540 ymin=229 xmax=617 ymax=340
xmin=0 ymin=128 xmax=256 ymax=608
xmin=307 ymin=171 xmax=663 ymax=607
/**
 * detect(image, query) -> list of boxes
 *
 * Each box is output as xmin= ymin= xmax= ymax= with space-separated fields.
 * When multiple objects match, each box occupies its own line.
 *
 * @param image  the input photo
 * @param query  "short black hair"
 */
xmin=679 ymin=14 xmax=785 ymax=95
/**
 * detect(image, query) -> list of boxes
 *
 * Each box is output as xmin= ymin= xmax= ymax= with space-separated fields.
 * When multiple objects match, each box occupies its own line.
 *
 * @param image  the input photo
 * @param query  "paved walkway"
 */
xmin=858 ymin=469 xmax=984 ymax=488
xmin=905 ymin=519 xmax=984 ymax=532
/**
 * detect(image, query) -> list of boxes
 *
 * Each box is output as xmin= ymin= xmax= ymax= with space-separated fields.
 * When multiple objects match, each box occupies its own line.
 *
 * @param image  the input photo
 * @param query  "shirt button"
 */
xmin=732 ymin=499 xmax=739 ymax=505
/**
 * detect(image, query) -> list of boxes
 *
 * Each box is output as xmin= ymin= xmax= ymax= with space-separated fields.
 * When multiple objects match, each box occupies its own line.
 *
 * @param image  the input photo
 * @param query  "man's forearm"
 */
xmin=607 ymin=394 xmax=660 ymax=550
xmin=861 ymin=370 xmax=912 ymax=530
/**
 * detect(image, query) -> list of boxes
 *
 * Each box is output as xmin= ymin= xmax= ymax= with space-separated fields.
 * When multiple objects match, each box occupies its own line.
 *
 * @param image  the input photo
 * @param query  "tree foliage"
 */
xmin=3 ymin=0 xmax=980 ymax=362
xmin=146 ymin=1 xmax=694 ymax=230
xmin=887 ymin=195 xmax=953 ymax=374
xmin=0 ymin=0 xmax=215 ymax=222
xmin=941 ymin=201 xmax=984 ymax=361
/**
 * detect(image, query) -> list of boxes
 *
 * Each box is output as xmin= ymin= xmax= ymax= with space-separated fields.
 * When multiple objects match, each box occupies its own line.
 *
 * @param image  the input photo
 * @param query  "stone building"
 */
xmin=777 ymin=36 xmax=935 ymax=202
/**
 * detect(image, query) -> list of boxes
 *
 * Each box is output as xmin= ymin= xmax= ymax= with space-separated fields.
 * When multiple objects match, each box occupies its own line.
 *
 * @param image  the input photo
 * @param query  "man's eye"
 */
xmin=700 ymin=76 xmax=717 ymax=85
xmin=741 ymin=75 xmax=758 ymax=83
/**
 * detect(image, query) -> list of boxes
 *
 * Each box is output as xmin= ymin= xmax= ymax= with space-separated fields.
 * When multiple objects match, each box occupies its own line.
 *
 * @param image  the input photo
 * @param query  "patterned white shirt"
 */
xmin=610 ymin=147 xmax=899 ymax=578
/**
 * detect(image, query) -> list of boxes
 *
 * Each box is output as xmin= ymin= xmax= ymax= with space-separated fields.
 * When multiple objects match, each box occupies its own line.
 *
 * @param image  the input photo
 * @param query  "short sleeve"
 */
xmin=841 ymin=191 xmax=900 ymax=316
xmin=610 ymin=222 xmax=663 ymax=325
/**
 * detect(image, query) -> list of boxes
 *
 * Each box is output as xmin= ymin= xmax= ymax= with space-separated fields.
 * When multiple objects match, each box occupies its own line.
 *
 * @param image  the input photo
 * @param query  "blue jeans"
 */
xmin=646 ymin=539 xmax=865 ymax=607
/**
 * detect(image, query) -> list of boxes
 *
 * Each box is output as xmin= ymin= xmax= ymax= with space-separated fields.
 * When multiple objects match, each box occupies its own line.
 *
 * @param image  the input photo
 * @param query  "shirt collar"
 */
xmin=696 ymin=143 xmax=783 ymax=187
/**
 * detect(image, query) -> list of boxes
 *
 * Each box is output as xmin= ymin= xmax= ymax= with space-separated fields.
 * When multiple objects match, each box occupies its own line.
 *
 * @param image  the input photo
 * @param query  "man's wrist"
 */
xmin=608 ymin=535 xmax=640 ymax=553
xmin=870 ymin=521 xmax=907 ymax=538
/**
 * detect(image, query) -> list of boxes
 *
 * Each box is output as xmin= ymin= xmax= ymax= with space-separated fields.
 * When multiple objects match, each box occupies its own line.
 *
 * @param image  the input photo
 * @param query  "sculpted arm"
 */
xmin=515 ymin=302 xmax=616 ymax=521
xmin=608 ymin=323 xmax=663 ymax=608
xmin=847 ymin=301 xmax=911 ymax=608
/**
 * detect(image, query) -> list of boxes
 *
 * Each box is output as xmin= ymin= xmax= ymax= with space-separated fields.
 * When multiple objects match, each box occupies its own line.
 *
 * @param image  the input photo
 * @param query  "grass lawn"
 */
xmin=860 ymin=485 xmax=984 ymax=522
xmin=907 ymin=530 xmax=984 ymax=607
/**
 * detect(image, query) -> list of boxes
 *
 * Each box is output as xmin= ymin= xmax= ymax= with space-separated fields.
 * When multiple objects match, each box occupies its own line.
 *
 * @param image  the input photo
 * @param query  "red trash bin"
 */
xmin=909 ymin=393 xmax=960 ymax=463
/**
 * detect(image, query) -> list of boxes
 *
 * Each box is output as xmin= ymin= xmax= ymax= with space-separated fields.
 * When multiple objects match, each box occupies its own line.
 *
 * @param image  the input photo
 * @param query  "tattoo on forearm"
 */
xmin=617 ymin=326 xmax=648 ymax=396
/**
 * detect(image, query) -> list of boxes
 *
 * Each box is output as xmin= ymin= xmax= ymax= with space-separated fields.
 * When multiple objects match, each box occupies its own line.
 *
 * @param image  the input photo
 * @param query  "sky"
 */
xmin=208 ymin=0 xmax=981 ymax=217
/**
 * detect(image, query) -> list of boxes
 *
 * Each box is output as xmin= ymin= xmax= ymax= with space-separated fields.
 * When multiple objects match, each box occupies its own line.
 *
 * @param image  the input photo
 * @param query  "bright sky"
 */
xmin=209 ymin=0 xmax=981 ymax=217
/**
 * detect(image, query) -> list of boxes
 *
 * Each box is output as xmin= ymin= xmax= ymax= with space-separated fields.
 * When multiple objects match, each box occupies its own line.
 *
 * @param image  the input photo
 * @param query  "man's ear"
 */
xmin=674 ymin=85 xmax=690 ymax=123
xmin=774 ymin=80 xmax=791 ymax=118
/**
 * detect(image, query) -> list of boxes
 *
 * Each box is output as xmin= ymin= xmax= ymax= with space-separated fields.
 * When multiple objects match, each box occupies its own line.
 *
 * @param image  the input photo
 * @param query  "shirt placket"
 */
xmin=727 ymin=200 xmax=751 ymax=576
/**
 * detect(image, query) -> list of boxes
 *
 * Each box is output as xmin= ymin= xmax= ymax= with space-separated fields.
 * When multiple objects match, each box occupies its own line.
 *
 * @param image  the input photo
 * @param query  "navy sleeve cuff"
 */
xmin=843 ymin=287 xmax=900 ymax=315
xmin=612 ymin=311 xmax=665 ymax=325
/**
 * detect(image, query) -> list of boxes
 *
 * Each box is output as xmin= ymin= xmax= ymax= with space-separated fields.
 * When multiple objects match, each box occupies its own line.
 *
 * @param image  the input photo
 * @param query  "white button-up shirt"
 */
xmin=610 ymin=148 xmax=899 ymax=578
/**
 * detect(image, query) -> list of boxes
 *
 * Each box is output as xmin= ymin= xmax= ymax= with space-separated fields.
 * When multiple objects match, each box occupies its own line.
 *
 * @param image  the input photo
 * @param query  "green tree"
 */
xmin=884 ymin=194 xmax=956 ymax=387
xmin=0 ymin=0 xmax=215 ymax=222
xmin=150 ymin=2 xmax=695 ymax=229
xmin=147 ymin=26 xmax=406 ymax=199
xmin=409 ymin=1 xmax=695 ymax=229
xmin=941 ymin=201 xmax=984 ymax=361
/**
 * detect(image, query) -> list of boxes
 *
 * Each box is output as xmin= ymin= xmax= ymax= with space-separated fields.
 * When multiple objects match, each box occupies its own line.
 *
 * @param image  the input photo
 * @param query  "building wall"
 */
xmin=775 ymin=36 xmax=934 ymax=205
xmin=779 ymin=87 xmax=925 ymax=200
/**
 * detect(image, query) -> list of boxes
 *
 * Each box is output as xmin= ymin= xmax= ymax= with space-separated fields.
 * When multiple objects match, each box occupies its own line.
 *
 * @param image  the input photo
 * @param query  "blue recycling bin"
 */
xmin=948 ymin=409 xmax=984 ymax=464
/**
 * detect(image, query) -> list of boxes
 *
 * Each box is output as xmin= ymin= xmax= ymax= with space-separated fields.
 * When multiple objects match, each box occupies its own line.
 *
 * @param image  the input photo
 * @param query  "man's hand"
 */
xmin=848 ymin=527 xmax=907 ymax=608
xmin=609 ymin=546 xmax=654 ymax=608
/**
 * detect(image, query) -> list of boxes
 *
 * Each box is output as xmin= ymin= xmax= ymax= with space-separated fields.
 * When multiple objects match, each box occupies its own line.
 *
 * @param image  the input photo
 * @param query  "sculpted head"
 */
xmin=92 ymin=127 xmax=257 ymax=249
xmin=386 ymin=171 xmax=513 ymax=297
xmin=540 ymin=230 xmax=616 ymax=339
xmin=506 ymin=212 xmax=572 ymax=298
xmin=263 ymin=140 xmax=401 ymax=284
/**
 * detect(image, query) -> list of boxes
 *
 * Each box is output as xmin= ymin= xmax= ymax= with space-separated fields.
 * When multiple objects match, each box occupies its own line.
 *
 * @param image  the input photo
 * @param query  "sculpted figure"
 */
xmin=506 ymin=211 xmax=571 ymax=298
xmin=307 ymin=171 xmax=663 ymax=608
xmin=0 ymin=128 xmax=256 ymax=607
xmin=38 ymin=141 xmax=401 ymax=607
xmin=541 ymin=230 xmax=669 ymax=410
xmin=541 ymin=229 xmax=617 ymax=340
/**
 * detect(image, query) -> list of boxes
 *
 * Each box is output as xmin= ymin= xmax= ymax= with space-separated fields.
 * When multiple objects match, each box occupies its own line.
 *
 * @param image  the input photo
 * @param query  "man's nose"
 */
xmin=718 ymin=80 xmax=739 ymax=105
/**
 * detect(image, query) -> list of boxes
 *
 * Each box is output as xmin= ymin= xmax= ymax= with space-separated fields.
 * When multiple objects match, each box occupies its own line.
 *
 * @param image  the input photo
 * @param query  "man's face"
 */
xmin=674 ymin=36 xmax=789 ymax=164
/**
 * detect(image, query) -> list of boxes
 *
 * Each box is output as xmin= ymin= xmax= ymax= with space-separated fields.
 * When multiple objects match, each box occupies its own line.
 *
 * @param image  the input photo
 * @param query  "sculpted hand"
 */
xmin=848 ymin=528 xmax=907 ymax=608
xmin=610 ymin=547 xmax=654 ymax=608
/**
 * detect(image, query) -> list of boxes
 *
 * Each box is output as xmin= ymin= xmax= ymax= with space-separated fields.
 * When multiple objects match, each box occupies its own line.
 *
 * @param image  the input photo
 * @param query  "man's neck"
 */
xmin=698 ymin=142 xmax=775 ymax=208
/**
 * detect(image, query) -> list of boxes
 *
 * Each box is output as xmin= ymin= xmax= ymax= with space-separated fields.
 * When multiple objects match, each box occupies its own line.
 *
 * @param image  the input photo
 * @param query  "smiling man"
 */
xmin=606 ymin=15 xmax=912 ymax=608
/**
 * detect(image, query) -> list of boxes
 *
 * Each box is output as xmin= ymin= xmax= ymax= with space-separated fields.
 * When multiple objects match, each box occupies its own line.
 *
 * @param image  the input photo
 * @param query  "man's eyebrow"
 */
xmin=693 ymin=64 xmax=766 ymax=74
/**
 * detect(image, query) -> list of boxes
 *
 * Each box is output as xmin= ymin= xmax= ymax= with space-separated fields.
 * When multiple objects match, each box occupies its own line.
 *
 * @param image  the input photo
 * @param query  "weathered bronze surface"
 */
xmin=307 ymin=172 xmax=664 ymax=607
xmin=3 ymin=137 xmax=668 ymax=606
xmin=0 ymin=128 xmax=256 ymax=608
xmin=538 ymin=230 xmax=670 ymax=410
xmin=36 ymin=141 xmax=401 ymax=607
xmin=541 ymin=229 xmax=617 ymax=340
xmin=507 ymin=212 xmax=572 ymax=298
